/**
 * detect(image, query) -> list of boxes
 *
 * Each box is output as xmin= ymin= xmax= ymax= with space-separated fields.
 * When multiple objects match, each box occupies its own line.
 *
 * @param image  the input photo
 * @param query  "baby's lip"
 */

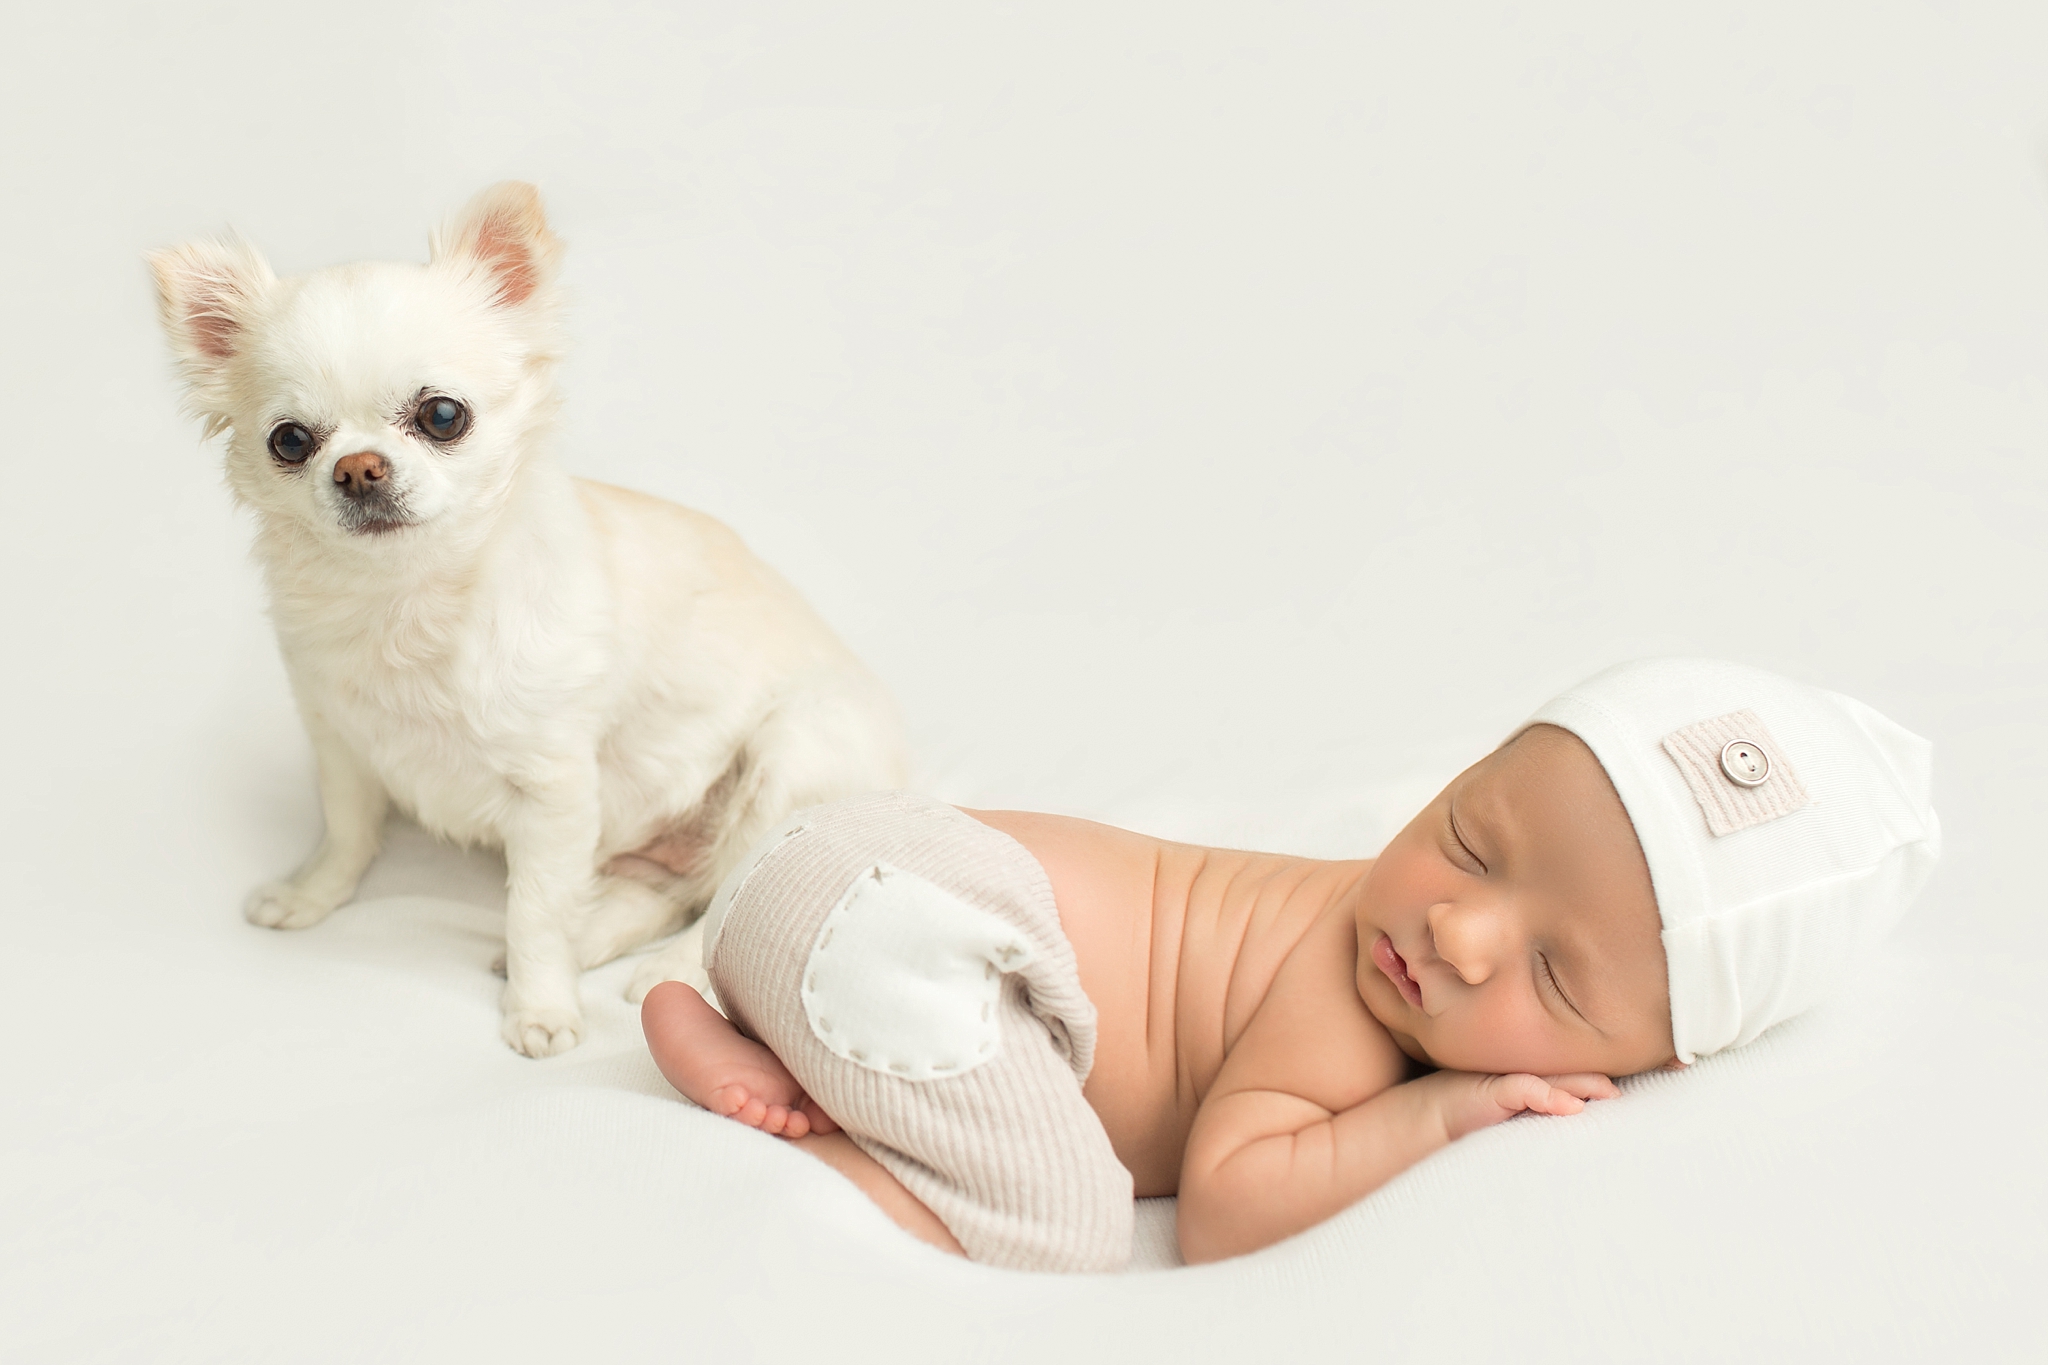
xmin=1371 ymin=933 xmax=1425 ymax=1010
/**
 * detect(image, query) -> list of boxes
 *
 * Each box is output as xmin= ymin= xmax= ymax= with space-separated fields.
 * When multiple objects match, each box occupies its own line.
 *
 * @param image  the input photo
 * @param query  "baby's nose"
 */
xmin=332 ymin=451 xmax=389 ymax=498
xmin=1427 ymin=901 xmax=1506 ymax=986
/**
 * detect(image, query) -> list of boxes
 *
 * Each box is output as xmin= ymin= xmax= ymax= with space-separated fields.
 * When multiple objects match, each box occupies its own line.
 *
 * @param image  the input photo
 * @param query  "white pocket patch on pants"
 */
xmin=802 ymin=862 xmax=1035 ymax=1081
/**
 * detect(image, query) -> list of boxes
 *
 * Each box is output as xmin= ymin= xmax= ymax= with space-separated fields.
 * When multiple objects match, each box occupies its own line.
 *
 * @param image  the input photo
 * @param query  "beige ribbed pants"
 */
xmin=702 ymin=791 xmax=1134 ymax=1272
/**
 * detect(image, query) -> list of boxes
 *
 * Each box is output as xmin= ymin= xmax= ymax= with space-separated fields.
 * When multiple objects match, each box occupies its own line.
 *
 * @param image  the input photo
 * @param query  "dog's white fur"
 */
xmin=149 ymin=183 xmax=907 ymax=1056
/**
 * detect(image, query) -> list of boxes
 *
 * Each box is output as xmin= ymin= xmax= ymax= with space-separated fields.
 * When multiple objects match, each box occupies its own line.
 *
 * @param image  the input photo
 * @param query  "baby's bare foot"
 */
xmin=641 ymin=980 xmax=839 ymax=1138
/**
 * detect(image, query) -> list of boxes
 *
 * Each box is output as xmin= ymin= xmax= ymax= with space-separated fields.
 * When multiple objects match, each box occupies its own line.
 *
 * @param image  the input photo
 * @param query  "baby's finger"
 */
xmin=1487 ymin=1073 xmax=1551 ymax=1113
xmin=1531 ymin=1087 xmax=1589 ymax=1116
xmin=1545 ymin=1072 xmax=1619 ymax=1101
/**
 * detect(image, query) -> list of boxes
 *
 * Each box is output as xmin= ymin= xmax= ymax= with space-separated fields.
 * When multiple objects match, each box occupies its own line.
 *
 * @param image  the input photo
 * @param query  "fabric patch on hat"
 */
xmin=1661 ymin=709 xmax=1811 ymax=837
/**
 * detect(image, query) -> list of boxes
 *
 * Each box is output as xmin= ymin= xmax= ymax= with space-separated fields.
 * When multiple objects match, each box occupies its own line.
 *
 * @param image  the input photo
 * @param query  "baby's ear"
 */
xmin=430 ymin=181 xmax=563 ymax=310
xmin=146 ymin=234 xmax=275 ymax=429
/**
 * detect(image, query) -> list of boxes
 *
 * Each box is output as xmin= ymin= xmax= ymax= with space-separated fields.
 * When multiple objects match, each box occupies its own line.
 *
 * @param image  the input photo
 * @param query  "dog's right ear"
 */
xmin=147 ymin=235 xmax=275 ymax=434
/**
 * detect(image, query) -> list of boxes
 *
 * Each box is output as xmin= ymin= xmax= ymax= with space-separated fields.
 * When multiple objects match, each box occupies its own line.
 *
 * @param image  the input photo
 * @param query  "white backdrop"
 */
xmin=2 ymin=4 xmax=2043 ymax=1362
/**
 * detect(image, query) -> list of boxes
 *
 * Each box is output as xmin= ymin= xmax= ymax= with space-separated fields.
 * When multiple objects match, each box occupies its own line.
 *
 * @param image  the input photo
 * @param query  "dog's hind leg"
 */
xmin=576 ymin=756 xmax=745 ymax=972
xmin=624 ymin=686 xmax=907 ymax=1003
xmin=576 ymin=860 xmax=692 ymax=971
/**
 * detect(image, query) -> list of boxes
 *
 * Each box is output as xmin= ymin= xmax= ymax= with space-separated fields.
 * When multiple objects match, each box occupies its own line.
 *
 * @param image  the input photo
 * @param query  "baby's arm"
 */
xmin=1175 ymin=966 xmax=1616 ymax=1263
xmin=1178 ymin=1068 xmax=1614 ymax=1262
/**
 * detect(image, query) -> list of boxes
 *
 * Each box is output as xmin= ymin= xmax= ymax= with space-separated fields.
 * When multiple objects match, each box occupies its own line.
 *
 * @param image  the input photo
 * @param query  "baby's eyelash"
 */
xmin=1540 ymin=953 xmax=1587 ymax=1021
xmin=1447 ymin=804 xmax=1487 ymax=872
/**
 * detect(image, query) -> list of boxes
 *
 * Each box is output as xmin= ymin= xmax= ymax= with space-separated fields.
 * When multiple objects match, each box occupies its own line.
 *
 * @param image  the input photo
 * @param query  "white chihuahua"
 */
xmin=150 ymin=182 xmax=907 ymax=1056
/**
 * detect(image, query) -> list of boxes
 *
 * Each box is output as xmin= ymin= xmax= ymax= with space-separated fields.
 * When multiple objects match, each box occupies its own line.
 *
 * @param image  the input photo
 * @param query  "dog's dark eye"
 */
xmin=414 ymin=396 xmax=470 ymax=443
xmin=267 ymin=422 xmax=317 ymax=464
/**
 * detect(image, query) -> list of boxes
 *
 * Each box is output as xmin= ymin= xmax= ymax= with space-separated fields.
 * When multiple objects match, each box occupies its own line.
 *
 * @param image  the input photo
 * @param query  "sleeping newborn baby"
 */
xmin=641 ymin=658 xmax=1940 ymax=1268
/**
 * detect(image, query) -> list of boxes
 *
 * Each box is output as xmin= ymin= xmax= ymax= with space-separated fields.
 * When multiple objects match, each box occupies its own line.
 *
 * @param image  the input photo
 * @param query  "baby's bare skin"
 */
xmin=644 ymin=726 xmax=1675 ymax=1263
xmin=963 ymin=812 xmax=1391 ymax=1198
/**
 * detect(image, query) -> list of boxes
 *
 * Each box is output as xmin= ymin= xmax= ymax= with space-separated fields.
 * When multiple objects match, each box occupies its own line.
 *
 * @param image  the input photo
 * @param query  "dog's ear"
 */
xmin=147 ymin=234 xmax=275 ymax=432
xmin=430 ymin=181 xmax=562 ymax=310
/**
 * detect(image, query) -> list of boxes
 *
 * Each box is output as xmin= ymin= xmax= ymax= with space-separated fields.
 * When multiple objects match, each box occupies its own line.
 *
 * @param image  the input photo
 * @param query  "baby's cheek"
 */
xmin=1357 ymin=843 xmax=1448 ymax=923
xmin=1450 ymin=994 xmax=1578 ymax=1075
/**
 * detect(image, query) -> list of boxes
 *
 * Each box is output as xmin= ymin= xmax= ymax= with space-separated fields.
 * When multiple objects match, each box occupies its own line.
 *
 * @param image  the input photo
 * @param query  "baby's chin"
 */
xmin=1374 ymin=1014 xmax=1585 ymax=1076
xmin=1389 ymin=1031 xmax=1435 ymax=1070
xmin=1362 ymin=1002 xmax=1437 ymax=1069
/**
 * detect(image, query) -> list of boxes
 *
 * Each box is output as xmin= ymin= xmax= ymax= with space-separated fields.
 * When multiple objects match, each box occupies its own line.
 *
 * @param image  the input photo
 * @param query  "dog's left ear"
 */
xmin=430 ymin=181 xmax=563 ymax=311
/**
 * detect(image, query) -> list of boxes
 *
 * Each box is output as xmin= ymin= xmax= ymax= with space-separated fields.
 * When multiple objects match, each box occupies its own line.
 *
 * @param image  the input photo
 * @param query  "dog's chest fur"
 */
xmin=278 ymin=550 xmax=614 ymax=848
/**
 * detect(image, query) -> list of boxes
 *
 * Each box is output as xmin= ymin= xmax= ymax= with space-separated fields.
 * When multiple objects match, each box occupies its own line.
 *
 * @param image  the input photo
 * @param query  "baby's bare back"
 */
xmin=963 ymin=810 xmax=1402 ymax=1196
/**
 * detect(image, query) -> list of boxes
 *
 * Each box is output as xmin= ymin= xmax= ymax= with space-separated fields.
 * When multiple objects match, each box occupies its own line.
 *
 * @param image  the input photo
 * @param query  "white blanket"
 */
xmin=7 ymin=820 xmax=2038 ymax=1361
xmin=4 ymin=3 xmax=2044 ymax=1360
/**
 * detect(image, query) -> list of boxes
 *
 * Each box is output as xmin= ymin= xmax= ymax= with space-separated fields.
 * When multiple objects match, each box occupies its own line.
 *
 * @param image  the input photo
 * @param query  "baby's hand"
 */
xmin=1423 ymin=1070 xmax=1619 ymax=1141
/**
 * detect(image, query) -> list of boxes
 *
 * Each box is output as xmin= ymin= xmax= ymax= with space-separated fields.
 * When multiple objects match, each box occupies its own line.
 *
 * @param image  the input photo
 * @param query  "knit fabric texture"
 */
xmin=704 ymin=790 xmax=1134 ymax=1273
xmin=1660 ymin=709 xmax=1812 ymax=837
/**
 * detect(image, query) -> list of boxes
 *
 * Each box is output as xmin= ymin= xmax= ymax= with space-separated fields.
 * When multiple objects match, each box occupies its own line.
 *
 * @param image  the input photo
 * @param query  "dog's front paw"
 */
xmin=501 ymin=1003 xmax=584 ymax=1058
xmin=245 ymin=880 xmax=339 ymax=931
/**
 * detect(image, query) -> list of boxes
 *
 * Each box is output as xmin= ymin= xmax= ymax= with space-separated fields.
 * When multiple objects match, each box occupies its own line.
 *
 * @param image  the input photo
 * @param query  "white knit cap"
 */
xmin=1524 ymin=658 xmax=1940 ymax=1063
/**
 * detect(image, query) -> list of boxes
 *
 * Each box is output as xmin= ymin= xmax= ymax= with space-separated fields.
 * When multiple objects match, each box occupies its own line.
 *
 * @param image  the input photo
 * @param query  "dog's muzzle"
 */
xmin=331 ymin=451 xmax=413 ymax=534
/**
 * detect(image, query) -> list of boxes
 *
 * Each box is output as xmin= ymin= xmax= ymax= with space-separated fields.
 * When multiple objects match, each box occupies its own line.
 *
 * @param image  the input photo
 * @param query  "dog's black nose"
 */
xmin=333 ymin=452 xmax=389 ymax=498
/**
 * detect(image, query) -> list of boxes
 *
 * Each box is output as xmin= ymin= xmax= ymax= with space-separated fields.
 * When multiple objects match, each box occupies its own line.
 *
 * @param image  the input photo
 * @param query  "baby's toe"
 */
xmin=707 ymin=1085 xmax=748 ymax=1118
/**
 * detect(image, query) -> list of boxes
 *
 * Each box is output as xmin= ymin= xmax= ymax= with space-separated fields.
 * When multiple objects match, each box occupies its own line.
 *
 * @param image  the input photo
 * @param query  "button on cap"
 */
xmin=1720 ymin=739 xmax=1771 ymax=787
